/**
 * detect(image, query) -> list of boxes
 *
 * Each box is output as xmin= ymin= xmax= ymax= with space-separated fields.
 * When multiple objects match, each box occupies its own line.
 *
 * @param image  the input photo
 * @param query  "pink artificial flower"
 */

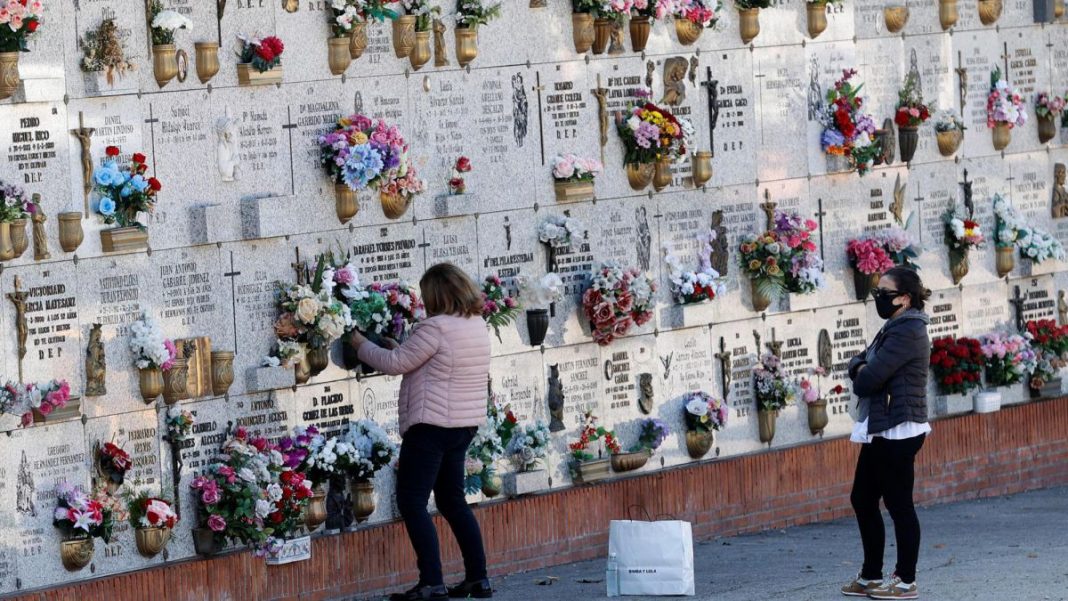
xmin=593 ymin=302 xmax=614 ymax=325
xmin=612 ymin=316 xmax=633 ymax=337
xmin=207 ymin=514 xmax=227 ymax=532
xmin=201 ymin=487 xmax=221 ymax=505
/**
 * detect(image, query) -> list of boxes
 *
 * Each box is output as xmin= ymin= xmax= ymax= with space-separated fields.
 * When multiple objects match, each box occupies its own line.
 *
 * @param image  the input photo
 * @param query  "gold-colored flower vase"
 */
xmin=949 ymin=249 xmax=969 ymax=285
xmin=1055 ymin=0 xmax=1065 ymax=18
xmin=139 ymin=367 xmax=164 ymax=404
xmin=750 ymin=279 xmax=772 ymax=313
xmin=481 ymin=472 xmax=503 ymax=498
xmin=305 ymin=486 xmax=328 ymax=531
xmin=9 ymin=218 xmax=27 ymax=258
xmin=592 ymin=18 xmax=613 ymax=54
xmin=675 ymin=17 xmax=703 ymax=45
xmin=939 ymin=0 xmax=959 ymax=30
xmin=978 ymin=0 xmax=1002 ymax=24
xmin=883 ymin=6 xmax=909 ymax=33
xmin=685 ymin=430 xmax=714 ymax=459
xmin=58 ymin=212 xmax=84 ymax=253
xmin=1038 ymin=115 xmax=1057 ymax=144
xmin=409 ymin=30 xmax=432 ymax=71
xmin=691 ymin=151 xmax=713 ymax=187
xmin=392 ymin=15 xmax=417 ymax=57
xmin=0 ymin=51 xmax=21 ymax=100
xmin=807 ymin=400 xmax=829 ymax=435
xmin=652 ymin=157 xmax=674 ymax=192
xmin=572 ymin=13 xmax=595 ymax=53
xmin=152 ymin=44 xmax=179 ymax=88
xmin=61 ymin=538 xmax=95 ymax=571
xmin=100 ymin=226 xmax=149 ymax=253
xmin=295 ymin=353 xmax=311 ymax=384
xmin=992 ymin=122 xmax=1011 ymax=151
xmin=162 ymin=357 xmax=189 ymax=405
xmin=995 ymin=246 xmax=1015 ymax=278
xmin=455 ymin=26 xmax=478 ymax=67
xmin=135 ymin=527 xmax=171 ymax=558
xmin=738 ymin=8 xmax=760 ymax=45
xmin=350 ymin=21 xmax=368 ymax=59
xmin=629 ymin=16 xmax=652 ymax=52
xmin=211 ymin=351 xmax=235 ymax=396
xmin=328 ymin=37 xmax=352 ymax=75
xmin=334 ymin=183 xmax=359 ymax=224
xmin=936 ymin=130 xmax=962 ymax=156
xmin=307 ymin=345 xmax=330 ymax=376
xmin=610 ymin=450 xmax=650 ymax=472
xmin=350 ymin=479 xmax=376 ymax=523
xmin=806 ymin=2 xmax=828 ymax=39
xmin=194 ymin=42 xmax=220 ymax=84
xmin=554 ymin=180 xmax=595 ymax=203
xmin=757 ymin=408 xmax=777 ymax=444
xmin=0 ymin=222 xmax=15 ymax=261
xmin=626 ymin=162 xmax=655 ymax=190
xmin=381 ymin=190 xmax=411 ymax=219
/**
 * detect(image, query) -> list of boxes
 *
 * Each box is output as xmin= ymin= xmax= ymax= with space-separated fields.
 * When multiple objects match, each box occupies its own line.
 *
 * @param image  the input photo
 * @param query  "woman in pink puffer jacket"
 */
xmin=350 ymin=263 xmax=493 ymax=601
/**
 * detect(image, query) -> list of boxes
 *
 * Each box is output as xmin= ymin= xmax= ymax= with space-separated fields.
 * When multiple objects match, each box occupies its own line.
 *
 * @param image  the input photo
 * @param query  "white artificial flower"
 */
xmin=152 ymin=10 xmax=193 ymax=32
xmin=686 ymin=398 xmax=709 ymax=416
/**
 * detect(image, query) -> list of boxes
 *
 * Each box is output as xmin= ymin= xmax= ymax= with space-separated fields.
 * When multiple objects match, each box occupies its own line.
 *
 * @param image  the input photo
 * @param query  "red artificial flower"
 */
xmin=251 ymin=437 xmax=268 ymax=452
xmin=894 ymin=109 xmax=910 ymax=127
xmin=831 ymin=384 xmax=845 ymax=395
xmin=26 ymin=19 xmax=38 ymax=33
xmin=132 ymin=152 xmax=146 ymax=165
xmin=106 ymin=145 xmax=120 ymax=157
xmin=269 ymin=511 xmax=284 ymax=525
xmin=455 ymin=156 xmax=472 ymax=173
xmin=148 ymin=177 xmax=162 ymax=192
xmin=255 ymin=46 xmax=276 ymax=63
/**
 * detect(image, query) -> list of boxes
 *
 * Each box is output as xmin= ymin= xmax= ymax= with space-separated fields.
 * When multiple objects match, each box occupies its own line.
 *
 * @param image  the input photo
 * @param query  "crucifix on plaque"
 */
xmin=954 ymin=51 xmax=967 ymax=120
xmin=815 ymin=197 xmax=827 ymax=267
xmin=8 ymin=276 xmax=29 ymax=382
xmin=700 ymin=67 xmax=720 ymax=157
xmin=1010 ymin=285 xmax=1026 ymax=333
xmin=760 ymin=189 xmax=777 ymax=230
xmin=752 ymin=330 xmax=761 ymax=359
xmin=766 ymin=327 xmax=783 ymax=358
xmin=70 ymin=112 xmax=95 ymax=217
xmin=292 ymin=248 xmax=307 ymax=285
xmin=591 ymin=75 xmax=609 ymax=166
xmin=961 ymin=169 xmax=974 ymax=218
xmin=715 ymin=336 xmax=733 ymax=395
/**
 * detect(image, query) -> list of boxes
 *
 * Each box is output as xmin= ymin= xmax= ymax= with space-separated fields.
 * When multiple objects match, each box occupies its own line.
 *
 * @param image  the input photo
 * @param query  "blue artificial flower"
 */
xmin=94 ymin=166 xmax=118 ymax=187
xmin=820 ymin=128 xmax=846 ymax=151
xmin=130 ymin=175 xmax=149 ymax=193
xmin=98 ymin=197 xmax=116 ymax=217
xmin=341 ymin=143 xmax=384 ymax=190
xmin=120 ymin=183 xmax=133 ymax=197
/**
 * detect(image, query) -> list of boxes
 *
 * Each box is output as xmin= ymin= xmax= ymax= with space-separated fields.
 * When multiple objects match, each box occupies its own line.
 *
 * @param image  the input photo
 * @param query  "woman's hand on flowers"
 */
xmin=380 ymin=337 xmax=400 ymax=350
xmin=349 ymin=329 xmax=368 ymax=349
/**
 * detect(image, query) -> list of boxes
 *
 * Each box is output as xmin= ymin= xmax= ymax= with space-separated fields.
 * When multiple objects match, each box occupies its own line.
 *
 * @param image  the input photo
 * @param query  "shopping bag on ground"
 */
xmin=607 ymin=519 xmax=695 ymax=596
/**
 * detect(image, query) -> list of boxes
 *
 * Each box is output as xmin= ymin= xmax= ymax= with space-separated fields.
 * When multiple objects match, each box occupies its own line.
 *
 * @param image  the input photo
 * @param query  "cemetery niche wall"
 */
xmin=0 ymin=0 xmax=1067 ymax=593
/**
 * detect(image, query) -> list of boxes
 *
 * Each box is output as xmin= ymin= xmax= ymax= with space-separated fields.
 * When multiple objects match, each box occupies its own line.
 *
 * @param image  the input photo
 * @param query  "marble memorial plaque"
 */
xmin=753 ymin=46 xmax=809 ymax=180
xmin=962 ymin=279 xmax=1012 ymax=333
xmin=2 ymin=263 xmax=82 ymax=390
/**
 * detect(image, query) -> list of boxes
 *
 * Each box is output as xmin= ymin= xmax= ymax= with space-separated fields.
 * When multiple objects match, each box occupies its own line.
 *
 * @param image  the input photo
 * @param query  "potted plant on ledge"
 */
xmin=682 ymin=391 xmax=727 ymax=458
xmin=933 ymin=110 xmax=965 ymax=157
xmin=503 ymin=420 xmax=552 ymax=496
xmin=53 ymin=482 xmax=118 ymax=571
xmin=569 ymin=411 xmax=619 ymax=484
xmin=930 ymin=336 xmax=984 ymax=399
xmin=0 ymin=0 xmax=43 ymax=100
xmin=612 ymin=417 xmax=669 ymax=472
xmin=552 ymin=153 xmax=602 ymax=203
xmin=125 ymin=491 xmax=178 ymax=558
xmin=516 ymin=273 xmax=563 ymax=346
xmin=674 ymin=0 xmax=723 ymax=45
xmin=94 ymin=146 xmax=162 ymax=253
xmin=977 ymin=329 xmax=1037 ymax=413
xmin=1034 ymin=92 xmax=1065 ymax=144
xmin=340 ymin=419 xmax=397 ymax=523
xmin=894 ymin=70 xmax=930 ymax=163
xmin=455 ymin=0 xmax=502 ymax=67
xmin=236 ymin=34 xmax=284 ymax=86
xmin=753 ymin=352 xmax=794 ymax=444
xmin=986 ymin=67 xmax=1026 ymax=152
xmin=1025 ymin=320 xmax=1068 ymax=399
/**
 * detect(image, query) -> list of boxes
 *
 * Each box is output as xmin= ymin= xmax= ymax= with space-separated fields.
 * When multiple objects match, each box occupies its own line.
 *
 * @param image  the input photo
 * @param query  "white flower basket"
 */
xmin=974 ymin=390 xmax=1002 ymax=414
xmin=265 ymin=535 xmax=311 ymax=565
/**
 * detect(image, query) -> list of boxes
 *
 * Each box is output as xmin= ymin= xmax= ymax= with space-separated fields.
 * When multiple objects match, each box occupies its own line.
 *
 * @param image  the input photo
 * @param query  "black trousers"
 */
xmin=396 ymin=423 xmax=488 ymax=586
xmin=850 ymin=434 xmax=926 ymax=584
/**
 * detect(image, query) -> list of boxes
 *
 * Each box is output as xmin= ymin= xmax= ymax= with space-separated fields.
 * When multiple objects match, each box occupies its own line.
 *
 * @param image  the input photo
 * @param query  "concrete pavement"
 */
xmin=366 ymin=486 xmax=1068 ymax=601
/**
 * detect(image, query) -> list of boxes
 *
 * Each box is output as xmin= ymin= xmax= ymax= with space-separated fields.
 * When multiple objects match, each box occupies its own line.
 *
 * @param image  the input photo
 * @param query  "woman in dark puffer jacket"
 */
xmin=841 ymin=267 xmax=931 ymax=601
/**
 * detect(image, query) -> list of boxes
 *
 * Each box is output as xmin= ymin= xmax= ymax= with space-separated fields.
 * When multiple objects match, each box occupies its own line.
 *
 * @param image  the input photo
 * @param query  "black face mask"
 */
xmin=874 ymin=294 xmax=901 ymax=319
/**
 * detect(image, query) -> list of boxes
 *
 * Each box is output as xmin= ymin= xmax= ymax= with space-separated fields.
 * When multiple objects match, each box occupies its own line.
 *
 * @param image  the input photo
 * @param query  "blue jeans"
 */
xmin=396 ymin=423 xmax=487 ymax=586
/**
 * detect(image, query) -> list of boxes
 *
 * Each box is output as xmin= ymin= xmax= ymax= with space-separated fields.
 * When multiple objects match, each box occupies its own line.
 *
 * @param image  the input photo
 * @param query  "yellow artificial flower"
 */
xmin=749 ymin=259 xmax=762 ymax=271
xmin=338 ymin=117 xmax=352 ymax=127
xmin=351 ymin=131 xmax=369 ymax=145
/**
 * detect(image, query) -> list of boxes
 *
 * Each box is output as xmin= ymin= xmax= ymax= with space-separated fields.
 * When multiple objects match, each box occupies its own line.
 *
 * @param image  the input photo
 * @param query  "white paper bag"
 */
xmin=607 ymin=519 xmax=695 ymax=596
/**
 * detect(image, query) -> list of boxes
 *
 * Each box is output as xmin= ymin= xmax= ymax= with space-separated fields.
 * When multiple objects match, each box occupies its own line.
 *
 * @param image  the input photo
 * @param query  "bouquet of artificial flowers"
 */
xmin=582 ymin=262 xmax=656 ymax=346
xmin=682 ymin=391 xmax=728 ymax=432
xmin=93 ymin=146 xmax=162 ymax=229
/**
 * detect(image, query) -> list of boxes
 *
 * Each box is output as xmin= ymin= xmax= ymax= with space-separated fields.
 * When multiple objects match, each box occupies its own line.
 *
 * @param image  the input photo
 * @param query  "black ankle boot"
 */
xmin=389 ymin=583 xmax=448 ymax=601
xmin=447 ymin=578 xmax=493 ymax=599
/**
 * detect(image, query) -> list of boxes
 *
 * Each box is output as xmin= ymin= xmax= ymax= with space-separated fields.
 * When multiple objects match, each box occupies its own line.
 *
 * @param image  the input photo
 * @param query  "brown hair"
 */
xmin=419 ymin=263 xmax=483 ymax=317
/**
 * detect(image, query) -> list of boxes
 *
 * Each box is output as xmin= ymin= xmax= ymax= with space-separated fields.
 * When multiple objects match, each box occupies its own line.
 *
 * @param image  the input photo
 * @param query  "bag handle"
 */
xmin=654 ymin=512 xmax=679 ymax=521
xmin=626 ymin=504 xmax=653 ymax=522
